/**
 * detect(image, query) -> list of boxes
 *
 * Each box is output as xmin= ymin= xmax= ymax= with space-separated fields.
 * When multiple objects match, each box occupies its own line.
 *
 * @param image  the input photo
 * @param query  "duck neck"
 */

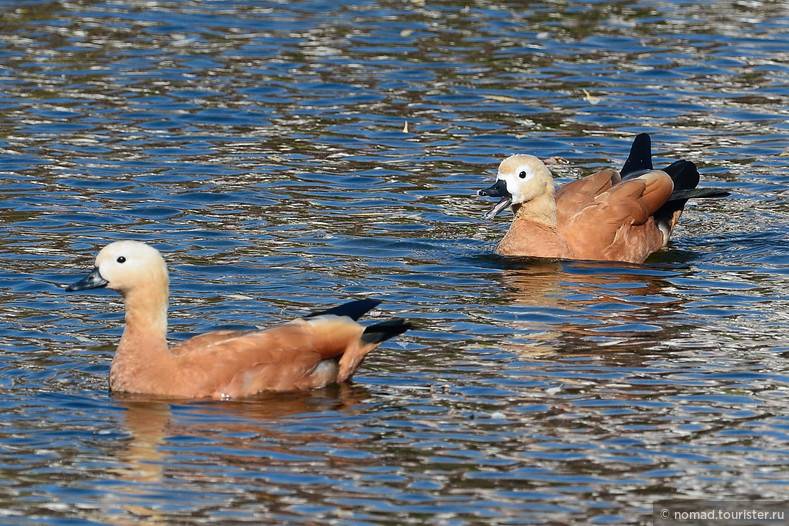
xmin=116 ymin=283 xmax=170 ymax=361
xmin=513 ymin=190 xmax=558 ymax=228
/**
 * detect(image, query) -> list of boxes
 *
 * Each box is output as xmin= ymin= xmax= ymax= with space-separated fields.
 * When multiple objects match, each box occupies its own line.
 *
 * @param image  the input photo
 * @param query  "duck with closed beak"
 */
xmin=66 ymin=240 xmax=411 ymax=399
xmin=479 ymin=133 xmax=729 ymax=263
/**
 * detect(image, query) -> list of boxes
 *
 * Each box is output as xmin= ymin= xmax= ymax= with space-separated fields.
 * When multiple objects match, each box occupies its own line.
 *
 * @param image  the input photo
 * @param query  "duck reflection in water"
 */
xmin=492 ymin=259 xmax=693 ymax=359
xmin=110 ymin=384 xmax=373 ymax=523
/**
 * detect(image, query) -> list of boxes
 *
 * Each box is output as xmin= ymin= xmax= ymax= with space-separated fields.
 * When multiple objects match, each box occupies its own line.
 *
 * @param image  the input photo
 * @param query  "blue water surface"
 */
xmin=0 ymin=0 xmax=787 ymax=524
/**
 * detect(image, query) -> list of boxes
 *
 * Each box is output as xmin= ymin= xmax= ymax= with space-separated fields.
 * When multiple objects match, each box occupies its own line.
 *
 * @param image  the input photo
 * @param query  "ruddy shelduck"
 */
xmin=66 ymin=240 xmax=411 ymax=398
xmin=479 ymin=133 xmax=729 ymax=263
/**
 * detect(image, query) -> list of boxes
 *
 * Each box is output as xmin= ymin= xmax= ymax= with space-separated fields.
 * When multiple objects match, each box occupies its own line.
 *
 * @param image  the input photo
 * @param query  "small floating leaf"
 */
xmin=582 ymin=88 xmax=601 ymax=104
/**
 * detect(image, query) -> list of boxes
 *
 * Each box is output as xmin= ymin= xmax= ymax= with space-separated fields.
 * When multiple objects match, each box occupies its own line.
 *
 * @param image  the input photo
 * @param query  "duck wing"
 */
xmin=560 ymin=170 xmax=674 ymax=262
xmin=555 ymin=168 xmax=621 ymax=226
xmin=169 ymin=301 xmax=409 ymax=397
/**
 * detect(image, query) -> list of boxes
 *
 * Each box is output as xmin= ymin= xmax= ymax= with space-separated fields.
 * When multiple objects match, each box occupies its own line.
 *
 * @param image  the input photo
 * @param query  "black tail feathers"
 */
xmin=663 ymin=160 xmax=700 ymax=191
xmin=361 ymin=319 xmax=413 ymax=345
xmin=664 ymin=162 xmax=729 ymax=206
xmin=670 ymin=188 xmax=730 ymax=202
xmin=307 ymin=298 xmax=382 ymax=321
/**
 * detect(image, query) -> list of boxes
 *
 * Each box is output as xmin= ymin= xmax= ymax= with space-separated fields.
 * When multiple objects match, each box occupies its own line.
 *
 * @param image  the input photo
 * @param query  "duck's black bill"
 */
xmin=66 ymin=267 xmax=109 ymax=292
xmin=478 ymin=179 xmax=510 ymax=198
xmin=479 ymin=180 xmax=513 ymax=220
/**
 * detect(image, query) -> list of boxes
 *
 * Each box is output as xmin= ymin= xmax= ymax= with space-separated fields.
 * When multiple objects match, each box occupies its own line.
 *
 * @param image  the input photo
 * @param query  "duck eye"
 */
xmin=519 ymin=171 xmax=528 ymax=179
xmin=116 ymin=256 xmax=126 ymax=264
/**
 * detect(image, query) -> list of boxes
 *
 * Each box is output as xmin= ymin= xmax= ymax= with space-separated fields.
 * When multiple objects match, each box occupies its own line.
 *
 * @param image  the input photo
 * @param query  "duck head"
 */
xmin=479 ymin=154 xmax=554 ymax=219
xmin=66 ymin=240 xmax=169 ymax=296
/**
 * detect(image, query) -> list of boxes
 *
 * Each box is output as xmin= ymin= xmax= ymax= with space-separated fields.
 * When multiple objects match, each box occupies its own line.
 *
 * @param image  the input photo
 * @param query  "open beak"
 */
xmin=66 ymin=267 xmax=109 ymax=292
xmin=478 ymin=180 xmax=513 ymax=220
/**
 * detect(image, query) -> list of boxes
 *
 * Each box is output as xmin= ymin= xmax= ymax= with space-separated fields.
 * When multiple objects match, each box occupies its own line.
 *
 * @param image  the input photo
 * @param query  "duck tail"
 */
xmin=663 ymin=159 xmax=728 ymax=212
xmin=361 ymin=319 xmax=413 ymax=345
xmin=336 ymin=318 xmax=412 ymax=384
xmin=664 ymin=159 xmax=700 ymax=192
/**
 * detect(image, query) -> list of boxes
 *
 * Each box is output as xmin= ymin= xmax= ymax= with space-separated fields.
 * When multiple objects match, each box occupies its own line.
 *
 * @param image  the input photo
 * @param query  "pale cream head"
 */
xmin=496 ymin=154 xmax=555 ymax=205
xmin=93 ymin=240 xmax=169 ymax=294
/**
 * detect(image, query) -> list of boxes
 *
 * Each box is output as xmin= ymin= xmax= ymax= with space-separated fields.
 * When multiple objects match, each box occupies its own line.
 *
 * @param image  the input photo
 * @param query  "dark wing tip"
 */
xmin=670 ymin=187 xmax=730 ymax=201
xmin=621 ymin=133 xmax=653 ymax=177
xmin=361 ymin=318 xmax=412 ymax=345
xmin=306 ymin=298 xmax=382 ymax=321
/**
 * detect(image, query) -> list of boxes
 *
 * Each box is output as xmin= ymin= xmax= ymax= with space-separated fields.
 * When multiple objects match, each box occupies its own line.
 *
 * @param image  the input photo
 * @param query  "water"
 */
xmin=0 ymin=0 xmax=787 ymax=523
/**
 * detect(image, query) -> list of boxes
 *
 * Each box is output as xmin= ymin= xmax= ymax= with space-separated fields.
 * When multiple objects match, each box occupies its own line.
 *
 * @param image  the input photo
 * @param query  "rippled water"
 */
xmin=0 ymin=0 xmax=787 ymax=524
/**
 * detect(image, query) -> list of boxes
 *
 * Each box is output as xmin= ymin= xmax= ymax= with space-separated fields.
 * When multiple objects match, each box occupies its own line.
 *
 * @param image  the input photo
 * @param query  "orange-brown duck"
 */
xmin=66 ymin=241 xmax=410 ymax=398
xmin=479 ymin=133 xmax=729 ymax=263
